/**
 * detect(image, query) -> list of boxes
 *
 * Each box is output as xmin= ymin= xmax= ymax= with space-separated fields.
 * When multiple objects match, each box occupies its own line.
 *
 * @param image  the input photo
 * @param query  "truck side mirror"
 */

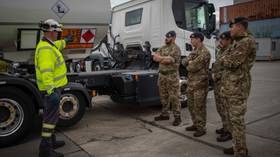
xmin=144 ymin=41 xmax=151 ymax=48
xmin=185 ymin=43 xmax=192 ymax=51
xmin=208 ymin=14 xmax=216 ymax=34
xmin=206 ymin=3 xmax=216 ymax=35
xmin=207 ymin=3 xmax=215 ymax=14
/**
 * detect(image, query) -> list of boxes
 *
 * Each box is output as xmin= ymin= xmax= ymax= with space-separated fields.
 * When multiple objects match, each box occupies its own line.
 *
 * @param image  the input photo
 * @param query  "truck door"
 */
xmin=122 ymin=3 xmax=151 ymax=49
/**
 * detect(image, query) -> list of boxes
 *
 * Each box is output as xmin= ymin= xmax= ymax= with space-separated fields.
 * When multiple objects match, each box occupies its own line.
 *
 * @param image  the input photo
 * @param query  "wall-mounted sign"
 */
xmin=51 ymin=0 xmax=70 ymax=19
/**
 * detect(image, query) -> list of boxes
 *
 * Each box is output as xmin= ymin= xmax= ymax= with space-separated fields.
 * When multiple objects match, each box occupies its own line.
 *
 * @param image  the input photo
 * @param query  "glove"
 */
xmin=48 ymin=90 xmax=60 ymax=105
xmin=64 ymin=35 xmax=73 ymax=43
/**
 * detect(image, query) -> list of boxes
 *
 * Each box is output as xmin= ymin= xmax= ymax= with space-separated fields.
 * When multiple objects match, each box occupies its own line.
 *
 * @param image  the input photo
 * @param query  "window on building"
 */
xmin=256 ymin=42 xmax=259 ymax=50
xmin=17 ymin=29 xmax=41 ymax=51
xmin=125 ymin=8 xmax=143 ymax=26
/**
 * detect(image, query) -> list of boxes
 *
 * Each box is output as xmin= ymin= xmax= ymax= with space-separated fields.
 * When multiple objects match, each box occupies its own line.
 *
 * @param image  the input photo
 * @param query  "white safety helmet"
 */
xmin=40 ymin=19 xmax=63 ymax=32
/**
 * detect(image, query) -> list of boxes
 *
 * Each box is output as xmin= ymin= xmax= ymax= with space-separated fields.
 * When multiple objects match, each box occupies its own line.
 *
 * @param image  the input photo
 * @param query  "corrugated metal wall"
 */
xmin=220 ymin=0 xmax=280 ymax=24
xmin=254 ymin=38 xmax=280 ymax=60
xmin=220 ymin=18 xmax=280 ymax=38
xmin=220 ymin=18 xmax=280 ymax=61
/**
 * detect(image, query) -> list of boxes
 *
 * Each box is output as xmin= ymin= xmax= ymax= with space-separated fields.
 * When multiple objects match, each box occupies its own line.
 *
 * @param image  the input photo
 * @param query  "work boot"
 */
xmin=193 ymin=129 xmax=206 ymax=137
xmin=52 ymin=134 xmax=65 ymax=149
xmin=215 ymin=127 xmax=225 ymax=134
xmin=223 ymin=147 xmax=234 ymax=155
xmin=234 ymin=149 xmax=250 ymax=157
xmin=172 ymin=117 xmax=182 ymax=126
xmin=154 ymin=114 xmax=169 ymax=121
xmin=39 ymin=138 xmax=64 ymax=157
xmin=185 ymin=125 xmax=197 ymax=131
xmin=217 ymin=132 xmax=232 ymax=142
xmin=39 ymin=149 xmax=64 ymax=157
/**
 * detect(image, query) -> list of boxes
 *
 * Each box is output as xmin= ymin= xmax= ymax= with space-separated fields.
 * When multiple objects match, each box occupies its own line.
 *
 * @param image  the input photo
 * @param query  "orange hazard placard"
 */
xmin=61 ymin=28 xmax=96 ymax=49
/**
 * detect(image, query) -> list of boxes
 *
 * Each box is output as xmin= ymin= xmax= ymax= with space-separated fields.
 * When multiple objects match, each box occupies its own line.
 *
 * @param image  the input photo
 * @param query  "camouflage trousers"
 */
xmin=224 ymin=97 xmax=248 ymax=157
xmin=187 ymin=87 xmax=208 ymax=131
xmin=214 ymin=82 xmax=230 ymax=132
xmin=158 ymin=73 xmax=181 ymax=118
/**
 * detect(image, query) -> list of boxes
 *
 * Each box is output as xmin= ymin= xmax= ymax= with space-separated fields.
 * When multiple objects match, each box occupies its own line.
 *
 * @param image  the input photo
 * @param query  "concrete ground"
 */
xmin=1 ymin=61 xmax=280 ymax=157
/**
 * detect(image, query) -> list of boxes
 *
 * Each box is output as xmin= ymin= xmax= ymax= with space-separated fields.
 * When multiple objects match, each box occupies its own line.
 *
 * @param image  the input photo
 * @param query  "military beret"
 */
xmin=166 ymin=31 xmax=176 ymax=38
xmin=229 ymin=16 xmax=248 ymax=28
xmin=190 ymin=32 xmax=204 ymax=41
xmin=219 ymin=31 xmax=231 ymax=40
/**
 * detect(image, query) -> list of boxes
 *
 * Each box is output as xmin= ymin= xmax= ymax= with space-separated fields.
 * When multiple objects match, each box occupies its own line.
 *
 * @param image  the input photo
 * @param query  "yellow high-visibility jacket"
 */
xmin=35 ymin=38 xmax=68 ymax=95
xmin=0 ymin=59 xmax=8 ymax=72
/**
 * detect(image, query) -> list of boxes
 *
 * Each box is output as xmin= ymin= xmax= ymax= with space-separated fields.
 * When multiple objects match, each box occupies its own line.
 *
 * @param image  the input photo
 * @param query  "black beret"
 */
xmin=219 ymin=31 xmax=231 ymax=40
xmin=190 ymin=32 xmax=204 ymax=41
xmin=229 ymin=16 xmax=248 ymax=28
xmin=166 ymin=31 xmax=176 ymax=38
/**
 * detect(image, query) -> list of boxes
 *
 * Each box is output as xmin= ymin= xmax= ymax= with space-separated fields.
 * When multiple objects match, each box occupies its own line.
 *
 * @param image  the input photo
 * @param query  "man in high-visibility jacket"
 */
xmin=35 ymin=19 xmax=72 ymax=157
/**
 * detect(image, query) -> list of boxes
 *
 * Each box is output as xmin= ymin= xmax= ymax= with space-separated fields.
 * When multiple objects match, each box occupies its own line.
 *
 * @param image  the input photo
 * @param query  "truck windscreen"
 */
xmin=172 ymin=0 xmax=207 ymax=32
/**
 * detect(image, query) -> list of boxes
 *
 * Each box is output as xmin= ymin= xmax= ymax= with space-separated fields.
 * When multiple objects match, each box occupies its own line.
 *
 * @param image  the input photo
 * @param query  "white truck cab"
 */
xmin=110 ymin=0 xmax=217 ymax=66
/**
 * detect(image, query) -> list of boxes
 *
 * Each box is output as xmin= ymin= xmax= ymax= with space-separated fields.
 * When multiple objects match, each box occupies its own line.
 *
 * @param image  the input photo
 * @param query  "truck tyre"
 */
xmin=57 ymin=91 xmax=86 ymax=127
xmin=0 ymin=87 xmax=35 ymax=147
xmin=180 ymin=95 xmax=188 ymax=108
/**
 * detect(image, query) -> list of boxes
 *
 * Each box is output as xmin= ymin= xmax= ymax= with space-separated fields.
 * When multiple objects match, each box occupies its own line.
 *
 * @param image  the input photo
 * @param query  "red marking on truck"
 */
xmin=61 ymin=28 xmax=95 ymax=49
xmin=82 ymin=29 xmax=95 ymax=43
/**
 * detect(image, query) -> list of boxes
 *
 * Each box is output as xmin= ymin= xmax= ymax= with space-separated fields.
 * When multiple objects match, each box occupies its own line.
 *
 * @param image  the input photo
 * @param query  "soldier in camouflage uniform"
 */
xmin=212 ymin=31 xmax=233 ymax=142
xmin=153 ymin=31 xmax=182 ymax=126
xmin=220 ymin=17 xmax=256 ymax=157
xmin=182 ymin=32 xmax=210 ymax=137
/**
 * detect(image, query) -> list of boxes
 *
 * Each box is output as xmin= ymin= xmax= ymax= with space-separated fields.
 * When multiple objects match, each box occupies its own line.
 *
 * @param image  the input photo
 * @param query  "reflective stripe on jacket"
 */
xmin=35 ymin=39 xmax=68 ymax=94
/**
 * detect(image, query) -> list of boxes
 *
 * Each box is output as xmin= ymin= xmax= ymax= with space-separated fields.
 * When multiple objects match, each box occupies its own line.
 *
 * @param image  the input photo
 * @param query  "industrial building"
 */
xmin=220 ymin=0 xmax=280 ymax=60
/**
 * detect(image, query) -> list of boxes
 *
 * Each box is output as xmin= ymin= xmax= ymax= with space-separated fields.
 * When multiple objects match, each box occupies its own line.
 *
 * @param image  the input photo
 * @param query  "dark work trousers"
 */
xmin=41 ymin=88 xmax=62 ymax=139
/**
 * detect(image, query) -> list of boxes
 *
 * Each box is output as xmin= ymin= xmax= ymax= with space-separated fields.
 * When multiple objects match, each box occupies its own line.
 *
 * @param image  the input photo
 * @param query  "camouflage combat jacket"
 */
xmin=182 ymin=45 xmax=211 ymax=90
xmin=158 ymin=43 xmax=181 ymax=74
xmin=212 ymin=46 xmax=229 ymax=83
xmin=220 ymin=31 xmax=256 ymax=99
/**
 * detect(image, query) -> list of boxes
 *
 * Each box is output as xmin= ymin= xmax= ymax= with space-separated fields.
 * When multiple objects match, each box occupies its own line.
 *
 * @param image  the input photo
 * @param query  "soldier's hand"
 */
xmin=165 ymin=56 xmax=175 ymax=63
xmin=153 ymin=53 xmax=162 ymax=62
xmin=161 ymin=56 xmax=174 ymax=65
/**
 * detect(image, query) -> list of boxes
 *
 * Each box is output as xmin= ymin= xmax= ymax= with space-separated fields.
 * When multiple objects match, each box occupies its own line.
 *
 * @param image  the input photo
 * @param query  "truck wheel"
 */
xmin=0 ymin=87 xmax=34 ymax=147
xmin=57 ymin=91 xmax=86 ymax=127
xmin=180 ymin=95 xmax=188 ymax=108
xmin=92 ymin=61 xmax=102 ymax=71
xmin=180 ymin=79 xmax=188 ymax=108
